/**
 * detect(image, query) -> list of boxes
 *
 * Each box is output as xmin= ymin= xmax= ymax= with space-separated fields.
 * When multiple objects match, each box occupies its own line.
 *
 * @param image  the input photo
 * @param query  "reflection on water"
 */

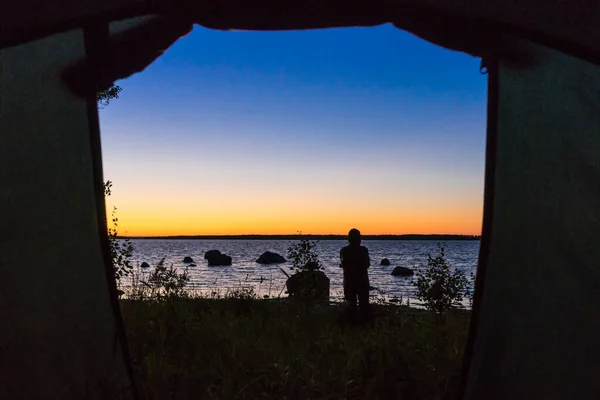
xmin=121 ymin=239 xmax=479 ymax=308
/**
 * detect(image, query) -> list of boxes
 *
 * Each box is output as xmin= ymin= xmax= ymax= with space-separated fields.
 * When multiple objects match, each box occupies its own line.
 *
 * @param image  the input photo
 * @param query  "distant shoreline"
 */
xmin=119 ymin=234 xmax=480 ymax=241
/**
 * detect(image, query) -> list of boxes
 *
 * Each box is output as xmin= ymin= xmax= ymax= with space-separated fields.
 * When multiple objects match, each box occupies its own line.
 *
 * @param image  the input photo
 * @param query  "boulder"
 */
xmin=204 ymin=250 xmax=221 ymax=260
xmin=208 ymin=253 xmax=232 ymax=266
xmin=140 ymin=261 xmax=150 ymax=269
xmin=205 ymin=249 xmax=231 ymax=265
xmin=430 ymin=279 xmax=443 ymax=301
xmin=380 ymin=258 xmax=391 ymax=266
xmin=183 ymin=256 xmax=194 ymax=263
xmin=256 ymin=251 xmax=286 ymax=264
xmin=391 ymin=266 xmax=414 ymax=277
xmin=303 ymin=261 xmax=320 ymax=270
xmin=286 ymin=270 xmax=330 ymax=301
xmin=188 ymin=263 xmax=197 ymax=267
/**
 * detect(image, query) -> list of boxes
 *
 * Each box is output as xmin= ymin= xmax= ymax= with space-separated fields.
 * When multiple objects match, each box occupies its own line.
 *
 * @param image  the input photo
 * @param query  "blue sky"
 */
xmin=99 ymin=23 xmax=487 ymax=236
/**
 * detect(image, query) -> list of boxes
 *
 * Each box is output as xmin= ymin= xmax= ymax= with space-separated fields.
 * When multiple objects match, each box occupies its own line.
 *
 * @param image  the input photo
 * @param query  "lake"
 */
xmin=121 ymin=239 xmax=479 ymax=307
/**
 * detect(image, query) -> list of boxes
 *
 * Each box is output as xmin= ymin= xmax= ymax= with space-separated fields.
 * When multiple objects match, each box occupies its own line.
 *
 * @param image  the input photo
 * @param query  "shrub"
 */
xmin=143 ymin=257 xmax=190 ymax=300
xmin=104 ymin=180 xmax=134 ymax=283
xmin=285 ymin=234 xmax=329 ymax=302
xmin=287 ymin=234 xmax=322 ymax=271
xmin=414 ymin=244 xmax=470 ymax=315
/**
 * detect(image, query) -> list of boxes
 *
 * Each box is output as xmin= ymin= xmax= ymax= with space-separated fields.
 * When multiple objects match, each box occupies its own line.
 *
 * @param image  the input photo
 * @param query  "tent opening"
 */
xmin=98 ymin=23 xmax=485 ymax=400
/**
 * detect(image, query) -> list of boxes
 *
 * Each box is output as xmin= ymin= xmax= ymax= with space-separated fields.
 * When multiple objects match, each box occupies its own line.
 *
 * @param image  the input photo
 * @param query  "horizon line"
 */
xmin=118 ymin=233 xmax=481 ymax=240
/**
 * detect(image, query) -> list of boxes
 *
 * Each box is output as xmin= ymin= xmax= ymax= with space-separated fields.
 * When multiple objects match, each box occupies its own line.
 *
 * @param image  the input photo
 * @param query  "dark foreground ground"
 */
xmin=121 ymin=298 xmax=470 ymax=400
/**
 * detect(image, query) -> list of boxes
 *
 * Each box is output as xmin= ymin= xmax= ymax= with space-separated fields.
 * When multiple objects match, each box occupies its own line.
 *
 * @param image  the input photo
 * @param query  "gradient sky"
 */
xmin=99 ymin=24 xmax=487 ymax=236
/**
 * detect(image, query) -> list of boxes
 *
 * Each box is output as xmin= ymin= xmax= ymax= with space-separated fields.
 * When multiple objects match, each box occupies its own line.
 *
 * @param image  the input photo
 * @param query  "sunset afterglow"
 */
xmin=100 ymin=25 xmax=486 ymax=236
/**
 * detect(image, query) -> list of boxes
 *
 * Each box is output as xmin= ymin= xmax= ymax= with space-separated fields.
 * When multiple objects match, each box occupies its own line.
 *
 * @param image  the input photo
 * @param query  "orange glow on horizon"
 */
xmin=103 ymin=149 xmax=484 ymax=238
xmin=106 ymin=200 xmax=482 ymax=237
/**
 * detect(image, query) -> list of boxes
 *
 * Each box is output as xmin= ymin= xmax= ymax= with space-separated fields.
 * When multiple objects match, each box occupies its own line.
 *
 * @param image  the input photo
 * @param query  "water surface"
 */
xmin=122 ymin=239 xmax=479 ymax=307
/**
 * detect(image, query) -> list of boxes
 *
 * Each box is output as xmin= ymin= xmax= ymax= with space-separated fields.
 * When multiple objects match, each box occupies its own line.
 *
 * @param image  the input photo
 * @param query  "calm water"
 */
xmin=123 ymin=239 xmax=479 ymax=307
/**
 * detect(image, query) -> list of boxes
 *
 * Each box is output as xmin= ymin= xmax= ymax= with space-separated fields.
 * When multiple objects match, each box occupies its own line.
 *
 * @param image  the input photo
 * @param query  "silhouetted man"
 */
xmin=340 ymin=228 xmax=371 ymax=323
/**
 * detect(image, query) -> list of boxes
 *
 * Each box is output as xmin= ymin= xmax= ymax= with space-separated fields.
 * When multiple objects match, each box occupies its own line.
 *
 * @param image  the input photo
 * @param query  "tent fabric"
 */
xmin=3 ymin=0 xmax=600 ymax=65
xmin=3 ymin=3 xmax=600 ymax=400
xmin=462 ymin=42 xmax=600 ymax=399
xmin=0 ymin=29 xmax=134 ymax=400
xmin=61 ymin=16 xmax=194 ymax=98
xmin=0 ymin=0 xmax=152 ymax=49
xmin=60 ymin=13 xmax=537 ymax=98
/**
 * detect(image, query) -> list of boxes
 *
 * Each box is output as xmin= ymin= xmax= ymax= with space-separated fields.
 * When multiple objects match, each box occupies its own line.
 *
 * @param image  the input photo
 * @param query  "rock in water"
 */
xmin=204 ymin=249 xmax=230 ymax=265
xmin=391 ymin=266 xmax=414 ymax=277
xmin=286 ymin=270 xmax=330 ymax=300
xmin=208 ymin=253 xmax=232 ymax=266
xmin=183 ymin=256 xmax=194 ymax=263
xmin=204 ymin=249 xmax=221 ymax=260
xmin=303 ymin=261 xmax=320 ymax=270
xmin=256 ymin=251 xmax=286 ymax=264
xmin=380 ymin=258 xmax=391 ymax=266
xmin=140 ymin=262 xmax=150 ymax=269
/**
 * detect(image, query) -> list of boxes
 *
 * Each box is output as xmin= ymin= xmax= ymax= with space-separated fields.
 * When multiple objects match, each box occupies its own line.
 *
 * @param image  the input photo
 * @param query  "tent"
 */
xmin=2 ymin=1 xmax=599 ymax=399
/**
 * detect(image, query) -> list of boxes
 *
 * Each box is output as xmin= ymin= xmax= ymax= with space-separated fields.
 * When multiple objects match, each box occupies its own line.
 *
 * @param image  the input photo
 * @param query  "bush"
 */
xmin=285 ymin=235 xmax=330 ymax=303
xmin=104 ymin=180 xmax=134 ymax=282
xmin=142 ymin=257 xmax=190 ymax=300
xmin=287 ymin=234 xmax=322 ymax=271
xmin=414 ymin=244 xmax=470 ymax=315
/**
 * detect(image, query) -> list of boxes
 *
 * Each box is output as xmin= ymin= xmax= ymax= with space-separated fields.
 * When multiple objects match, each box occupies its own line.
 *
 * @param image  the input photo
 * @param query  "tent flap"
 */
xmin=2 ymin=0 xmax=600 ymax=66
xmin=0 ymin=29 xmax=133 ymax=400
xmin=462 ymin=42 xmax=600 ymax=399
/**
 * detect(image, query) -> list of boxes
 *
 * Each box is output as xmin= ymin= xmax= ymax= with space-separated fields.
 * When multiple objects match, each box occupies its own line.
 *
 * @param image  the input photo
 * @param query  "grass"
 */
xmin=121 ymin=297 xmax=470 ymax=400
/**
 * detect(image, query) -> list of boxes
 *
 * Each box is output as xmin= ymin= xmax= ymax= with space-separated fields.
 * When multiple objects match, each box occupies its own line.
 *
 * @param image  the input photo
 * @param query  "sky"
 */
xmin=99 ymin=24 xmax=487 ymax=237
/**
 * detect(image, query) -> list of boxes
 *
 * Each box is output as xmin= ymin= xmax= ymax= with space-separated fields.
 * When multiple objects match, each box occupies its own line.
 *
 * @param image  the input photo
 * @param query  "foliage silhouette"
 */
xmin=104 ymin=180 xmax=135 ymax=283
xmin=286 ymin=233 xmax=328 ymax=302
xmin=414 ymin=244 xmax=470 ymax=315
xmin=97 ymin=85 xmax=122 ymax=109
xmin=143 ymin=257 xmax=190 ymax=300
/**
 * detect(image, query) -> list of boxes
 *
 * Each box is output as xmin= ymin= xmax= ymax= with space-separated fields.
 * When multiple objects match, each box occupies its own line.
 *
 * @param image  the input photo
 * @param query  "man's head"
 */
xmin=348 ymin=228 xmax=361 ymax=245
